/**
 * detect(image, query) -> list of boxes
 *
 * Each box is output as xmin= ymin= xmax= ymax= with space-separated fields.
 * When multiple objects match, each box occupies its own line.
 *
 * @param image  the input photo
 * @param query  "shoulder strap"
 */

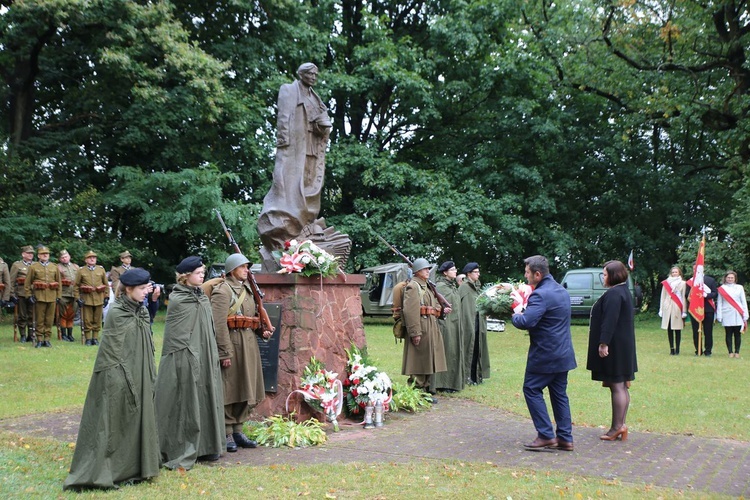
xmin=227 ymin=286 xmax=248 ymax=317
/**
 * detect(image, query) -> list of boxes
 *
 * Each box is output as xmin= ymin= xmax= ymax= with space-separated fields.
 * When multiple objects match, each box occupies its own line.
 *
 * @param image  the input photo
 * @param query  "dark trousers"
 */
xmin=690 ymin=312 xmax=714 ymax=355
xmin=523 ymin=370 xmax=573 ymax=443
xmin=725 ymin=325 xmax=742 ymax=354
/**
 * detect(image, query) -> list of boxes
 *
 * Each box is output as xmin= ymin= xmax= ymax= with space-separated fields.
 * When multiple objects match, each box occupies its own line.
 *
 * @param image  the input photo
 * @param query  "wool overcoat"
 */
xmin=458 ymin=278 xmax=491 ymax=381
xmin=430 ymin=275 xmax=464 ymax=391
xmin=401 ymin=276 xmax=447 ymax=376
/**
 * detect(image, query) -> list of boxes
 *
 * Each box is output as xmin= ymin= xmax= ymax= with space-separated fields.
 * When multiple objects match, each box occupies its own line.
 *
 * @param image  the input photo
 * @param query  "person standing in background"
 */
xmin=716 ymin=271 xmax=748 ymax=358
xmin=24 ymin=246 xmax=62 ymax=348
xmin=659 ymin=266 xmax=687 ymax=355
xmin=57 ymin=250 xmax=79 ymax=342
xmin=10 ymin=245 xmax=35 ymax=342
xmin=74 ymin=251 xmax=109 ymax=346
xmin=458 ymin=262 xmax=490 ymax=385
xmin=687 ymin=273 xmax=718 ymax=356
xmin=109 ymin=250 xmax=132 ymax=297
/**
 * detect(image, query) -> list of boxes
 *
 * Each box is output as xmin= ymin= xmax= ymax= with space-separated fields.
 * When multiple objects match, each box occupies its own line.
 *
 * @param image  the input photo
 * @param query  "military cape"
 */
xmin=430 ymin=275 xmax=465 ymax=392
xmin=63 ymin=295 xmax=159 ymax=490
xmin=154 ymin=284 xmax=225 ymax=469
xmin=458 ymin=278 xmax=491 ymax=383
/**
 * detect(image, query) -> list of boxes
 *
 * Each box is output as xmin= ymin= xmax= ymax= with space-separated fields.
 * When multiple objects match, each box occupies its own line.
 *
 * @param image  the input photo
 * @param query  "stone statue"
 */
xmin=257 ymin=63 xmax=351 ymax=271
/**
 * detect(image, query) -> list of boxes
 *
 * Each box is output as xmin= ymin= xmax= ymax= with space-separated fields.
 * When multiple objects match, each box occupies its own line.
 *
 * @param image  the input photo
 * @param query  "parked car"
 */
xmin=561 ymin=267 xmax=641 ymax=317
xmin=359 ymin=263 xmax=412 ymax=316
xmin=486 ymin=318 xmax=506 ymax=332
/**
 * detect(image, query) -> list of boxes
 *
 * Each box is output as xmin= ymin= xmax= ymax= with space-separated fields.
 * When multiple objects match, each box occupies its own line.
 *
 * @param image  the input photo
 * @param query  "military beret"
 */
xmin=37 ymin=246 xmax=50 ymax=255
xmin=84 ymin=250 xmax=97 ymax=259
xmin=119 ymin=250 xmax=132 ymax=259
xmin=462 ymin=262 xmax=479 ymax=274
xmin=438 ymin=260 xmax=455 ymax=273
xmin=119 ymin=268 xmax=150 ymax=286
xmin=176 ymin=256 xmax=203 ymax=274
xmin=21 ymin=245 xmax=34 ymax=253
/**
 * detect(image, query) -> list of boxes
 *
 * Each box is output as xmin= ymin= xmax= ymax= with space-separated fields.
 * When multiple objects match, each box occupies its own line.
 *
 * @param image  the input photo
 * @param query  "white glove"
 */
xmin=681 ymin=312 xmax=687 ymax=319
xmin=513 ymin=304 xmax=524 ymax=314
xmin=658 ymin=311 xmax=662 ymax=318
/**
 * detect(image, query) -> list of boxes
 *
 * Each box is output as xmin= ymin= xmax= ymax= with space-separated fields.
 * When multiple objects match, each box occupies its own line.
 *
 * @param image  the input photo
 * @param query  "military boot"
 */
xmin=67 ymin=328 xmax=76 ymax=342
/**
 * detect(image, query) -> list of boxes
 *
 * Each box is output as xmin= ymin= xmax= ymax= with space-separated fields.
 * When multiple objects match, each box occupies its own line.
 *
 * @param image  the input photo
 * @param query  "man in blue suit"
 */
xmin=511 ymin=255 xmax=577 ymax=451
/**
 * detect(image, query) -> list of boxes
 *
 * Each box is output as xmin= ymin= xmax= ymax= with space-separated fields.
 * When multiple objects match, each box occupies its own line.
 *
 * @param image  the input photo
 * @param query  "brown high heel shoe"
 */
xmin=600 ymin=425 xmax=628 ymax=441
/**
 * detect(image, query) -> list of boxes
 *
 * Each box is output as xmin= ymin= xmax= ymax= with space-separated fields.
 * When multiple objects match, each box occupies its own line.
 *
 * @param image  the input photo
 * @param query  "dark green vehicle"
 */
xmin=561 ymin=268 xmax=641 ymax=317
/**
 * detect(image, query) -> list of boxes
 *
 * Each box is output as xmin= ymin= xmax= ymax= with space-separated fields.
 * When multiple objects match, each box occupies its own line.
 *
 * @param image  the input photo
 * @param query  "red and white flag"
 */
xmin=627 ymin=249 xmax=634 ymax=271
xmin=688 ymin=238 xmax=706 ymax=322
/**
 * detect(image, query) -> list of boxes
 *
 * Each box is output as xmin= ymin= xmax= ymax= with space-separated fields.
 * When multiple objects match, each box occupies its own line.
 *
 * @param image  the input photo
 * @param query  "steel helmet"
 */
xmin=225 ymin=253 xmax=250 ymax=274
xmin=411 ymin=258 xmax=432 ymax=273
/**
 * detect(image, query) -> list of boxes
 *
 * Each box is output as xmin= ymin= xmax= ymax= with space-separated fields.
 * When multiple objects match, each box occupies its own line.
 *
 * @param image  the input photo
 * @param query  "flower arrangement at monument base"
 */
xmin=476 ymin=281 xmax=534 ymax=320
xmin=343 ymin=344 xmax=392 ymax=418
xmin=273 ymin=239 xmax=340 ymax=278
xmin=285 ymin=357 xmax=343 ymax=431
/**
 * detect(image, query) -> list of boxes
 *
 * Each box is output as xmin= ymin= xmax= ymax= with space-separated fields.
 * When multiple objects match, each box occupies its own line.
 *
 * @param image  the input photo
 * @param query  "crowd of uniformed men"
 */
xmin=0 ymin=245 xmax=136 ymax=347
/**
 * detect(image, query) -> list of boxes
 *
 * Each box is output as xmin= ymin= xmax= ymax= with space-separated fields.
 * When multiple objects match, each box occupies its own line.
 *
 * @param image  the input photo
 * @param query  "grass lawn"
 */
xmin=0 ymin=310 xmax=743 ymax=498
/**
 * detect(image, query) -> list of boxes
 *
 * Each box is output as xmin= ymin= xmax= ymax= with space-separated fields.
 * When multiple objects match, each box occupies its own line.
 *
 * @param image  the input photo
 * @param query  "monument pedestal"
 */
xmin=250 ymin=272 xmax=366 ymax=421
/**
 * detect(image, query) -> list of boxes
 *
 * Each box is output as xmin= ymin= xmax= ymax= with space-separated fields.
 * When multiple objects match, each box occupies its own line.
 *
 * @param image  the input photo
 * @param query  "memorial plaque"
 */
xmin=256 ymin=302 xmax=282 ymax=392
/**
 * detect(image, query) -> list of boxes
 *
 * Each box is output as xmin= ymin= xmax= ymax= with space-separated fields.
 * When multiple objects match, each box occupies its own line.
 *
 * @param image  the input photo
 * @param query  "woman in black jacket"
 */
xmin=586 ymin=260 xmax=638 ymax=442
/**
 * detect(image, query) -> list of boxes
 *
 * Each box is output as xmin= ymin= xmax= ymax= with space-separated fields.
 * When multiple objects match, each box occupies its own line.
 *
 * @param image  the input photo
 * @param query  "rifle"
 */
xmin=13 ymin=302 xmax=18 ymax=342
xmin=372 ymin=232 xmax=452 ymax=315
xmin=214 ymin=209 xmax=274 ymax=334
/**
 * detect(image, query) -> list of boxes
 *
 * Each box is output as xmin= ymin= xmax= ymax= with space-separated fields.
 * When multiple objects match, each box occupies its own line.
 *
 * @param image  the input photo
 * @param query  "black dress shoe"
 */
xmin=43 ymin=341 xmax=51 ymax=347
xmin=35 ymin=342 xmax=43 ymax=348
xmin=85 ymin=339 xmax=93 ymax=346
xmin=524 ymin=436 xmax=558 ymax=451
xmin=92 ymin=339 xmax=99 ymax=345
xmin=197 ymin=454 xmax=220 ymax=462
xmin=232 ymin=432 xmax=257 ymax=448
xmin=225 ymin=435 xmax=238 ymax=452
xmin=20 ymin=335 xmax=27 ymax=343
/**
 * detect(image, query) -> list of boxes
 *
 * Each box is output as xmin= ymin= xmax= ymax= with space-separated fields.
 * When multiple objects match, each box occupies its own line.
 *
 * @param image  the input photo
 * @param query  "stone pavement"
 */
xmin=3 ymin=398 xmax=748 ymax=497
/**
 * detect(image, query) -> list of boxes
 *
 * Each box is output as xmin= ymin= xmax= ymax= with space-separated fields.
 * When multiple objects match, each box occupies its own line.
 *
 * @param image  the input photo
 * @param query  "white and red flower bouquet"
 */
xmin=343 ymin=344 xmax=392 ymax=417
xmin=285 ymin=357 xmax=343 ymax=431
xmin=273 ymin=239 xmax=341 ymax=278
xmin=476 ymin=281 xmax=534 ymax=319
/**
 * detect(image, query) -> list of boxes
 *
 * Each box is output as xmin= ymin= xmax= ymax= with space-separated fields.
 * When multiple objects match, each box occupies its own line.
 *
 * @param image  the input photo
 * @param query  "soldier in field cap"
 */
xmin=57 ymin=250 xmax=80 ymax=342
xmin=74 ymin=251 xmax=109 ymax=346
xmin=110 ymin=250 xmax=133 ymax=297
xmin=0 ymin=255 xmax=10 ymax=307
xmin=9 ymin=245 xmax=36 ymax=342
xmin=25 ymin=246 xmax=62 ymax=347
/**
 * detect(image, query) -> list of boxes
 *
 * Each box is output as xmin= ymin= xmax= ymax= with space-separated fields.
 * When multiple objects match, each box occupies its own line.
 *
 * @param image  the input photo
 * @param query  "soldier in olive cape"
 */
xmin=458 ymin=262 xmax=491 ymax=385
xmin=24 ymin=246 xmax=62 ymax=347
xmin=57 ymin=250 xmax=79 ymax=342
xmin=74 ymin=250 xmax=109 ymax=345
xmin=211 ymin=253 xmax=272 ymax=452
xmin=401 ymin=258 xmax=447 ymax=394
xmin=430 ymin=261 xmax=465 ymax=393
xmin=63 ymin=268 xmax=159 ymax=490
xmin=155 ymin=256 xmax=225 ymax=469
xmin=9 ymin=245 xmax=35 ymax=342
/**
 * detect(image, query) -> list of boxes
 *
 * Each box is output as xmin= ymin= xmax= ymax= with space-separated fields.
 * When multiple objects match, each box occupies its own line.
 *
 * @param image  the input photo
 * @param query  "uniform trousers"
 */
xmin=33 ymin=301 xmax=56 ymax=341
xmin=690 ymin=313 xmax=714 ymax=355
xmin=58 ymin=296 xmax=76 ymax=328
xmin=82 ymin=304 xmax=103 ymax=339
xmin=225 ymin=401 xmax=254 ymax=434
xmin=16 ymin=296 xmax=31 ymax=330
xmin=523 ymin=370 xmax=573 ymax=443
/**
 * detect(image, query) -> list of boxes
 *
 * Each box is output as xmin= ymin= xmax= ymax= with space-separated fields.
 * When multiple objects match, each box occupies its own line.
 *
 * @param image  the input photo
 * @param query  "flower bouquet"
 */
xmin=476 ymin=281 xmax=534 ymax=319
xmin=343 ymin=344 xmax=392 ymax=417
xmin=285 ymin=357 xmax=343 ymax=431
xmin=273 ymin=239 xmax=341 ymax=278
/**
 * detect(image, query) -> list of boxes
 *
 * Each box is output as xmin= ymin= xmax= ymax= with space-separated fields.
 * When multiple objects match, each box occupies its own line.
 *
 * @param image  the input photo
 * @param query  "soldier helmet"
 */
xmin=412 ymin=258 xmax=432 ymax=273
xmin=84 ymin=250 xmax=97 ymax=259
xmin=37 ymin=246 xmax=50 ymax=255
xmin=225 ymin=253 xmax=250 ymax=275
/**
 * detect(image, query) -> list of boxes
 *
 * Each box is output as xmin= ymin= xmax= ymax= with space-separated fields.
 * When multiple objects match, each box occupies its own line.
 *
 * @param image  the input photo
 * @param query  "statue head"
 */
xmin=297 ymin=63 xmax=319 ymax=88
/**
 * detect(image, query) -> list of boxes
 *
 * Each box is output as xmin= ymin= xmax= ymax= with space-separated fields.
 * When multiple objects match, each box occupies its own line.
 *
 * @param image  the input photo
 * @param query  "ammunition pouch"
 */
xmin=33 ymin=281 xmax=49 ymax=290
xmin=95 ymin=285 xmax=108 ymax=293
xmin=419 ymin=305 xmax=441 ymax=317
xmin=227 ymin=315 xmax=260 ymax=330
xmin=80 ymin=285 xmax=95 ymax=294
xmin=16 ymin=277 xmax=25 ymax=286
xmin=61 ymin=279 xmax=73 ymax=286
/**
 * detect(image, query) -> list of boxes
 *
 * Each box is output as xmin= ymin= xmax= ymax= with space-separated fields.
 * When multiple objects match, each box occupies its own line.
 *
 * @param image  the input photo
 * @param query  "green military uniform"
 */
xmin=211 ymin=275 xmax=266 ymax=436
xmin=401 ymin=275 xmax=448 ymax=389
xmin=109 ymin=250 xmax=132 ymax=298
xmin=24 ymin=247 xmax=62 ymax=346
xmin=0 ymin=257 xmax=11 ymax=303
xmin=155 ymin=284 xmax=225 ymax=469
xmin=430 ymin=273 xmax=465 ymax=393
xmin=9 ymin=245 xmax=35 ymax=342
xmin=74 ymin=251 xmax=109 ymax=344
xmin=63 ymin=292 xmax=160 ymax=490
xmin=57 ymin=251 xmax=80 ymax=342
xmin=459 ymin=277 xmax=491 ymax=384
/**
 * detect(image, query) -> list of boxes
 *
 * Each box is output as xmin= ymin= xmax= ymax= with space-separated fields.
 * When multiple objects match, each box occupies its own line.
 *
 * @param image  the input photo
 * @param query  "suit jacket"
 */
xmin=512 ymin=274 xmax=577 ymax=374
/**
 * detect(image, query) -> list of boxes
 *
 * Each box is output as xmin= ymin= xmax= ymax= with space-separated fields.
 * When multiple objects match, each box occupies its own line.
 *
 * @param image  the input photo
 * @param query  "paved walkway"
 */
xmin=3 ymin=399 xmax=748 ymax=497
